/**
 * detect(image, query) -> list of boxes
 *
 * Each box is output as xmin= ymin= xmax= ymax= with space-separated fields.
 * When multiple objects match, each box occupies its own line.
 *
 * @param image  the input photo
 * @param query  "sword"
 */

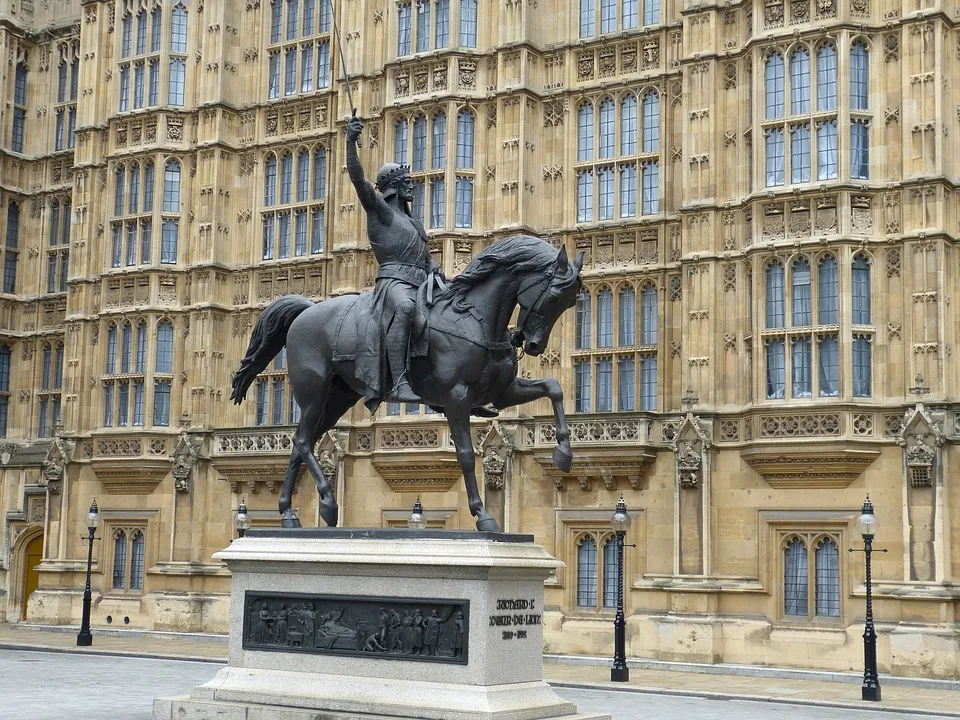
xmin=329 ymin=0 xmax=361 ymax=147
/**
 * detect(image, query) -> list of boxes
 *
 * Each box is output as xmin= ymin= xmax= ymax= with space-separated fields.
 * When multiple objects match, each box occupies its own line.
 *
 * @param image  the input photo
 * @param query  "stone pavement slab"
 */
xmin=3 ymin=623 xmax=960 ymax=717
xmin=1 ymin=650 xmax=954 ymax=720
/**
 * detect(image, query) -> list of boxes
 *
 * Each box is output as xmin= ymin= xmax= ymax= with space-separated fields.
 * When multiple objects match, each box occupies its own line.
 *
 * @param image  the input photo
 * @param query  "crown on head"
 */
xmin=376 ymin=164 xmax=411 ymax=190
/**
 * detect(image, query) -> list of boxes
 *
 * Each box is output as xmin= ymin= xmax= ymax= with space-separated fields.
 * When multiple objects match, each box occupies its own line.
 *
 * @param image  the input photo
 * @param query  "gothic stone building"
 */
xmin=0 ymin=0 xmax=958 ymax=678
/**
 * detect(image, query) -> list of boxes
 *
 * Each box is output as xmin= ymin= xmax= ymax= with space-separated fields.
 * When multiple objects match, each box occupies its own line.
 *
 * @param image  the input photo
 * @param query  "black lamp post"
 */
xmin=610 ymin=495 xmax=631 ymax=682
xmin=76 ymin=499 xmax=100 ymax=647
xmin=235 ymin=499 xmax=251 ymax=538
xmin=408 ymin=497 xmax=426 ymax=530
xmin=851 ymin=495 xmax=886 ymax=702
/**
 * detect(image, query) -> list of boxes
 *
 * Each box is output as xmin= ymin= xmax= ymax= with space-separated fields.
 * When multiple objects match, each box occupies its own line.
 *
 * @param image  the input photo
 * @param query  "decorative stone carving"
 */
xmin=41 ymin=435 xmax=75 ymax=494
xmin=896 ymin=401 xmax=945 ymax=489
xmin=171 ymin=430 xmax=203 ymax=494
xmin=671 ymin=413 xmax=711 ymax=490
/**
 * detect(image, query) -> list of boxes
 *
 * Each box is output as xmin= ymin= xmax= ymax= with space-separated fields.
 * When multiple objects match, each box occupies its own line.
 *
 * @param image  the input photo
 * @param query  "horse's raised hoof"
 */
xmin=553 ymin=445 xmax=573 ymax=474
xmin=280 ymin=509 xmax=302 ymax=529
xmin=319 ymin=499 xmax=339 ymax=528
xmin=475 ymin=509 xmax=501 ymax=533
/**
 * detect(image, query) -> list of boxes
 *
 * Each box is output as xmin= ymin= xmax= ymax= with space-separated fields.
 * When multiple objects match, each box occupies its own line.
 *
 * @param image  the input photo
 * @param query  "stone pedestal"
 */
xmin=154 ymin=529 xmax=607 ymax=720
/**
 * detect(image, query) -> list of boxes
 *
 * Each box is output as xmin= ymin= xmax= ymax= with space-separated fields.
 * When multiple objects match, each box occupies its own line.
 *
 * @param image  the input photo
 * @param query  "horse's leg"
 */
xmin=493 ymin=377 xmax=573 ymax=473
xmin=299 ymin=383 xmax=362 ymax=527
xmin=278 ymin=450 xmax=304 ymax=528
xmin=444 ymin=384 xmax=500 ymax=532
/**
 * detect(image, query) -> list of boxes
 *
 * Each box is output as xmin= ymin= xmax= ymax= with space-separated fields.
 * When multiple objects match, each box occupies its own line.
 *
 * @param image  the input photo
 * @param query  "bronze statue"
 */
xmin=231 ymin=116 xmax=583 ymax=532
xmin=346 ymin=115 xmax=439 ymax=406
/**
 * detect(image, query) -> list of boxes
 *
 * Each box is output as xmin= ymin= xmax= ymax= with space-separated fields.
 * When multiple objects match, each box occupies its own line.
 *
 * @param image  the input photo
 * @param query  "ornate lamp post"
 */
xmin=76 ymin=499 xmax=100 ymax=647
xmin=850 ymin=495 xmax=886 ymax=702
xmin=408 ymin=497 xmax=426 ymax=530
xmin=235 ymin=499 xmax=251 ymax=539
xmin=610 ymin=495 xmax=631 ymax=682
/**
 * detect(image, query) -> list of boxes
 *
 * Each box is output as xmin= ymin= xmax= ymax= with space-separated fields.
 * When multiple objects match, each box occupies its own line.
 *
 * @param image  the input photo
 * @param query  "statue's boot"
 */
xmin=390 ymin=375 xmax=421 ymax=403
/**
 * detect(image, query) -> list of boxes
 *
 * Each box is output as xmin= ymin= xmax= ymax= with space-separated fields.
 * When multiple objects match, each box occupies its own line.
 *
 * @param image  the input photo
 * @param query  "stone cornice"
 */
xmin=741 ymin=443 xmax=880 ymax=488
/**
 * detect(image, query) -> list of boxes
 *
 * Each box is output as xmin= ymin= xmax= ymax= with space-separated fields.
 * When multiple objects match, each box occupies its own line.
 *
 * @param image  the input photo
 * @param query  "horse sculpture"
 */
xmin=230 ymin=234 xmax=583 ymax=532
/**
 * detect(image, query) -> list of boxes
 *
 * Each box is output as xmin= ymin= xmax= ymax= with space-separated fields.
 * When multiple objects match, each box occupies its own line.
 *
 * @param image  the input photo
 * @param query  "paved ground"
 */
xmin=0 ymin=649 xmax=955 ymax=720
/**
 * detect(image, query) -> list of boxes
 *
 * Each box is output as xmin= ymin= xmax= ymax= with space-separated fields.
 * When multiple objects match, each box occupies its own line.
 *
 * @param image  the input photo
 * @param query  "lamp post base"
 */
xmin=610 ymin=666 xmax=629 ymax=683
xmin=76 ymin=630 xmax=92 ymax=647
xmin=862 ymin=685 xmax=881 ymax=702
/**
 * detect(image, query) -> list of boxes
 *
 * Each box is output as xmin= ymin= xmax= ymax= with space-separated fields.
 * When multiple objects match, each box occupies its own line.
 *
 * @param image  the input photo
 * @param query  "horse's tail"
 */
xmin=231 ymin=295 xmax=313 ymax=404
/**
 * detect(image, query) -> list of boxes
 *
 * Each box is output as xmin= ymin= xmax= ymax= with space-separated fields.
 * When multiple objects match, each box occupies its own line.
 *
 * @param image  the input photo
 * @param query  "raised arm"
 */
xmin=346 ymin=115 xmax=391 ymax=222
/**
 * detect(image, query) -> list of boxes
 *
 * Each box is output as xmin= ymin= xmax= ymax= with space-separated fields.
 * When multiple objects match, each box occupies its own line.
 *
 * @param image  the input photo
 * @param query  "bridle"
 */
xmin=513 ymin=267 xmax=558 ymax=348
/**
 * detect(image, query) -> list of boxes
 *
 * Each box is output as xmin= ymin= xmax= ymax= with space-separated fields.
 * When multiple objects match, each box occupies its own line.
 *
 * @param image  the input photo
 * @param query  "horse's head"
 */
xmin=514 ymin=246 xmax=584 ymax=356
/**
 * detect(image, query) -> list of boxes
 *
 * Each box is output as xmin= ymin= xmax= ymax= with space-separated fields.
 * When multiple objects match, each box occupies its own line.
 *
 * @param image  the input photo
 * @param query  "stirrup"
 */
xmin=390 ymin=377 xmax=421 ymax=404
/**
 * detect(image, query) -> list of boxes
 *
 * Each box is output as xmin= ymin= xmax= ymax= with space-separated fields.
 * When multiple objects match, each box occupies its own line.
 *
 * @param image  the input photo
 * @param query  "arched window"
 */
xmin=765 ymin=261 xmax=785 ymax=329
xmin=130 ymin=530 xmax=145 ymax=590
xmin=112 ymin=530 xmax=128 ymax=589
xmin=819 ymin=335 xmax=838 ymax=397
xmin=270 ymin=0 xmax=282 ymax=42
xmin=115 ymin=165 xmax=126 ymax=216
xmin=151 ymin=7 xmax=162 ymax=52
xmin=577 ymin=103 xmax=594 ymax=161
xmin=575 ymin=289 xmax=591 ymax=349
xmin=851 ymin=119 xmax=869 ymax=180
xmin=817 ymin=256 xmax=838 ymax=324
xmin=129 ymin=164 xmax=140 ymax=214
xmin=852 ymin=255 xmax=870 ymax=324
xmin=597 ymin=289 xmax=613 ymax=348
xmin=850 ymin=41 xmax=869 ymax=110
xmin=853 ymin=335 xmax=871 ymax=398
xmin=264 ymin=155 xmax=277 ymax=206
xmin=121 ymin=322 xmax=132 ymax=374
xmin=641 ymin=92 xmax=659 ymax=153
xmin=784 ymin=538 xmax=808 ymax=616
xmin=816 ymin=44 xmax=837 ymax=111
xmin=459 ymin=0 xmax=478 ymax=48
xmin=618 ymin=287 xmax=635 ymax=346
xmin=171 ymin=2 xmax=188 ymax=52
xmin=156 ymin=321 xmax=174 ymax=374
xmin=312 ymin=147 xmax=326 ymax=200
xmin=432 ymin=112 xmax=447 ymax=169
xmin=620 ymin=94 xmax=637 ymax=155
xmin=394 ymin=118 xmax=409 ymax=164
xmin=793 ymin=337 xmax=811 ymax=397
xmin=106 ymin=325 xmax=118 ymax=374
xmin=765 ymin=52 xmax=785 ymax=119
xmin=122 ymin=13 xmax=133 ymax=57
xmin=816 ymin=119 xmax=838 ymax=180
xmin=296 ymin=151 xmax=309 ymax=202
xmin=0 ymin=345 xmax=10 ymax=437
xmin=790 ymin=48 xmax=810 ymax=114
xmin=640 ymin=284 xmax=657 ymax=344
xmin=598 ymin=99 xmax=615 ymax=159
xmin=286 ymin=0 xmax=299 ymax=39
xmin=641 ymin=161 xmax=658 ymax=214
xmin=280 ymin=154 xmax=293 ymax=204
xmin=143 ymin=163 xmax=155 ymax=212
xmin=456 ymin=110 xmax=474 ymax=169
xmin=136 ymin=10 xmax=147 ymax=54
xmin=602 ymin=536 xmax=619 ymax=608
xmin=163 ymin=161 xmax=181 ymax=213
xmin=792 ymin=258 xmax=811 ymax=326
xmin=815 ymin=538 xmax=840 ymax=617
xmin=412 ymin=116 xmax=427 ymax=171
xmin=576 ymin=536 xmax=597 ymax=607
xmin=135 ymin=322 xmax=147 ymax=373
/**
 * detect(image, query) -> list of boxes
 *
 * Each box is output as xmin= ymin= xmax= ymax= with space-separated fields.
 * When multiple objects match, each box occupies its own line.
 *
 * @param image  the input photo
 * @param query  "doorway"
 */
xmin=21 ymin=534 xmax=43 ymax=620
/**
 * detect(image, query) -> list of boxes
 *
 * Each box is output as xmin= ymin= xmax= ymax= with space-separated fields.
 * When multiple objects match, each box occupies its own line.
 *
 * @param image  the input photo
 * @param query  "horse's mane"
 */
xmin=447 ymin=234 xmax=559 ymax=296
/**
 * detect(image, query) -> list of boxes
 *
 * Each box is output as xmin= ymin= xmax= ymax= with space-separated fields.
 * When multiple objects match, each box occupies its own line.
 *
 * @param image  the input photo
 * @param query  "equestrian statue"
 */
xmin=230 ymin=113 xmax=583 ymax=532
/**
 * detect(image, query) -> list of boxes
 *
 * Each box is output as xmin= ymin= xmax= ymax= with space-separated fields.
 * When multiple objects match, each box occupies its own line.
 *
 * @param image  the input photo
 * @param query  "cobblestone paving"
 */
xmin=0 ymin=650 xmax=954 ymax=720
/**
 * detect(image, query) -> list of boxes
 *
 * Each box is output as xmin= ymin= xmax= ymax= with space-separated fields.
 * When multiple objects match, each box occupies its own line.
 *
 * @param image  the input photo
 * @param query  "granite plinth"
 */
xmin=154 ymin=531 xmax=608 ymax=720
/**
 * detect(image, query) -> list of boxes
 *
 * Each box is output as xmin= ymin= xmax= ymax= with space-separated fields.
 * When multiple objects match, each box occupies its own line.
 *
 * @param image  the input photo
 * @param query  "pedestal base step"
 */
xmin=154 ymin=666 xmax=609 ymax=720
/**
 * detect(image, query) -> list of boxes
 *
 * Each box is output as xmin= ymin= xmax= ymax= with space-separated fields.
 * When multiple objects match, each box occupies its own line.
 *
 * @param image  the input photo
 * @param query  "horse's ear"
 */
xmin=557 ymin=246 xmax=569 ymax=273
xmin=573 ymin=250 xmax=585 ymax=275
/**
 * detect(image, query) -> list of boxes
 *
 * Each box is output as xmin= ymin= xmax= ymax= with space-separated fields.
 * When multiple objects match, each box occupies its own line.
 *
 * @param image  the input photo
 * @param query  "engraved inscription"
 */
xmin=488 ymin=597 xmax=542 ymax=640
xmin=243 ymin=592 xmax=468 ymax=664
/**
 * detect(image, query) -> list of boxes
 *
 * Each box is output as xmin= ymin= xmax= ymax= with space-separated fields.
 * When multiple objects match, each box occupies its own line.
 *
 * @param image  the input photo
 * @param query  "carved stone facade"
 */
xmin=0 ymin=0 xmax=959 ymax=681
